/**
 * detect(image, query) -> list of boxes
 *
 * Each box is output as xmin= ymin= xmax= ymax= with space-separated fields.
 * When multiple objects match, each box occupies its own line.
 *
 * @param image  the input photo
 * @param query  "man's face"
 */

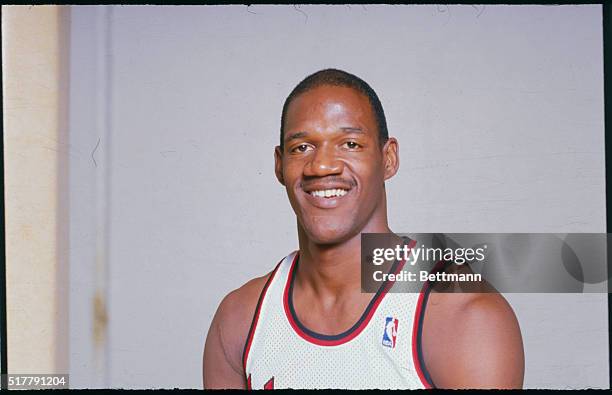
xmin=275 ymin=85 xmax=399 ymax=245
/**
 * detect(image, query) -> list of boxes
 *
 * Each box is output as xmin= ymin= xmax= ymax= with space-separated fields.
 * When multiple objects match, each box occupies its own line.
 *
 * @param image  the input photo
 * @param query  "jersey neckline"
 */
xmin=282 ymin=237 xmax=417 ymax=347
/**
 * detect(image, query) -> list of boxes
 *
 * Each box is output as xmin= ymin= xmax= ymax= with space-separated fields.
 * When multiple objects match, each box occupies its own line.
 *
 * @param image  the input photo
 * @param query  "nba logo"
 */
xmin=382 ymin=317 xmax=398 ymax=348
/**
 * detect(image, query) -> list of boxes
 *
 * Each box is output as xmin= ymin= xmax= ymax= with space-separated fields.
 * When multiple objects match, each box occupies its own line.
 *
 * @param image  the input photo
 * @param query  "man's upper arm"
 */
xmin=423 ymin=292 xmax=525 ymax=389
xmin=203 ymin=291 xmax=248 ymax=389
xmin=202 ymin=274 xmax=270 ymax=389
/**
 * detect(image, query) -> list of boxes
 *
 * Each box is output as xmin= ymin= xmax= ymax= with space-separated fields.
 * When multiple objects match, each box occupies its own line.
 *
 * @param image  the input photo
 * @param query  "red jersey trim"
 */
xmin=411 ymin=281 xmax=434 ymax=389
xmin=242 ymin=258 xmax=284 ymax=380
xmin=411 ymin=260 xmax=447 ymax=389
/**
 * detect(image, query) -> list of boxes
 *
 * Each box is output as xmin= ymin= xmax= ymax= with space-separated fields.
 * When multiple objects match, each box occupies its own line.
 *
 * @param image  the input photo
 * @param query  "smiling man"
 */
xmin=203 ymin=69 xmax=524 ymax=389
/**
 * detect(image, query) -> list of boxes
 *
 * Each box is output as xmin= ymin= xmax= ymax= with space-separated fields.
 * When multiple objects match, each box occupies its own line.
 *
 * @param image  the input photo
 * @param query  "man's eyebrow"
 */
xmin=340 ymin=127 xmax=364 ymax=133
xmin=284 ymin=131 xmax=308 ymax=143
xmin=284 ymin=127 xmax=364 ymax=143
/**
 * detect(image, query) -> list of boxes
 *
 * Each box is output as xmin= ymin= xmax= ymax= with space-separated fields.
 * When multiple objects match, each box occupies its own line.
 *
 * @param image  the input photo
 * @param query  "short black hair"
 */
xmin=280 ymin=68 xmax=389 ymax=149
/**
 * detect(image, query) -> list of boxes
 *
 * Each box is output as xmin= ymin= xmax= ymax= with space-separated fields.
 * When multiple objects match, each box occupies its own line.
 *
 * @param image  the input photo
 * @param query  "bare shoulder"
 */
xmin=217 ymin=273 xmax=271 ymax=324
xmin=203 ymin=271 xmax=273 ymax=388
xmin=212 ymin=272 xmax=272 ymax=361
xmin=422 ymin=288 xmax=524 ymax=389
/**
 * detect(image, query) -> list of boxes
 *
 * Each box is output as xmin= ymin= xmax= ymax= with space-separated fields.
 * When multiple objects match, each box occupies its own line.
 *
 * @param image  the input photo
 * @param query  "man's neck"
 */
xmin=295 ymin=221 xmax=393 ymax=299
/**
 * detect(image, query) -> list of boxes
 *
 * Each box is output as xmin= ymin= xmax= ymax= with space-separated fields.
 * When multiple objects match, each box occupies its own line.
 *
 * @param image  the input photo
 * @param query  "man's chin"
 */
xmin=303 ymin=226 xmax=356 ymax=246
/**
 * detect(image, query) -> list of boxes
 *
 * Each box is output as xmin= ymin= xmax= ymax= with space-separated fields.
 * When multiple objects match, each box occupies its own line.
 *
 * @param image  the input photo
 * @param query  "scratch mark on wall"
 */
xmin=160 ymin=150 xmax=177 ymax=158
xmin=91 ymin=137 xmax=101 ymax=167
xmin=471 ymin=5 xmax=486 ymax=18
xmin=436 ymin=4 xmax=451 ymax=26
xmin=293 ymin=5 xmax=308 ymax=24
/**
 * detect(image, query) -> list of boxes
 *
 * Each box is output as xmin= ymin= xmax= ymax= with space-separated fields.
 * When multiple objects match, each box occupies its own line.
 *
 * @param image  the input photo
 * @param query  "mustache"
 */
xmin=300 ymin=176 xmax=357 ymax=190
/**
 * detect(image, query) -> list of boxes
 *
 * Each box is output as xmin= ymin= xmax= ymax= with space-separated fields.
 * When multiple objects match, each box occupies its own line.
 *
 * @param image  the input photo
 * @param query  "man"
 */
xmin=203 ymin=69 xmax=524 ymax=389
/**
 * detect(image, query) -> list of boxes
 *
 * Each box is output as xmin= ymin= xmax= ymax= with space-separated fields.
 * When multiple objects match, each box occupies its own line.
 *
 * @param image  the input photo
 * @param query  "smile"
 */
xmin=308 ymin=189 xmax=349 ymax=198
xmin=302 ymin=185 xmax=353 ymax=209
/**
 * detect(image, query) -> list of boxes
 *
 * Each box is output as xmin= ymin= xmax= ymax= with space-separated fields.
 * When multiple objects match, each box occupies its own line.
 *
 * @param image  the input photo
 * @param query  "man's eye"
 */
xmin=345 ymin=141 xmax=361 ymax=149
xmin=292 ymin=144 xmax=311 ymax=153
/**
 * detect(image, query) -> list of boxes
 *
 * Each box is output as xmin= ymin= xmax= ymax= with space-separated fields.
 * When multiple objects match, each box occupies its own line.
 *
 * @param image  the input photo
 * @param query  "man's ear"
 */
xmin=382 ymin=137 xmax=399 ymax=181
xmin=274 ymin=146 xmax=285 ymax=186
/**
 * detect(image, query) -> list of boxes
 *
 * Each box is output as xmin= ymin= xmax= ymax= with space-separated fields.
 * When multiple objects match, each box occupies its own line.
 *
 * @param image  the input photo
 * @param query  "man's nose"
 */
xmin=304 ymin=144 xmax=343 ymax=177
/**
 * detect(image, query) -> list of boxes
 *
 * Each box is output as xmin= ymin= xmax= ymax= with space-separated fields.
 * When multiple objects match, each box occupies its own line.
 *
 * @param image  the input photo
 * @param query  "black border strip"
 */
xmin=0 ymin=1 xmax=607 ymax=5
xmin=604 ymin=2 xmax=612 ymax=390
xmin=286 ymin=237 xmax=411 ymax=342
xmin=0 ymin=4 xmax=7 ymax=390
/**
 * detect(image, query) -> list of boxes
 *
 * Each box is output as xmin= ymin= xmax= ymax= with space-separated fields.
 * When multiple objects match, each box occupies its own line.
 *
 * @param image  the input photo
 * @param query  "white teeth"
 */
xmin=309 ymin=189 xmax=348 ymax=198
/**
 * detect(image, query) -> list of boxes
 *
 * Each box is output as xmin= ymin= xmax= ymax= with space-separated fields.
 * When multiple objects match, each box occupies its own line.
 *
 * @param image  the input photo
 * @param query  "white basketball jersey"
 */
xmin=243 ymin=245 xmax=435 ymax=389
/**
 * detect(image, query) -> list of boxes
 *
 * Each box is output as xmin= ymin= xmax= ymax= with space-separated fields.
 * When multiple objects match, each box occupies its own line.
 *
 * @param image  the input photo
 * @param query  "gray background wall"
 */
xmin=68 ymin=5 xmax=608 ymax=389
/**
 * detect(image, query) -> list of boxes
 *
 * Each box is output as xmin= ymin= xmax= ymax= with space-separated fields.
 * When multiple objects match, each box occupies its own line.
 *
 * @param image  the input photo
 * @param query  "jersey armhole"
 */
xmin=412 ymin=280 xmax=436 ymax=389
xmin=411 ymin=259 xmax=448 ymax=389
xmin=241 ymin=259 xmax=283 ymax=382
